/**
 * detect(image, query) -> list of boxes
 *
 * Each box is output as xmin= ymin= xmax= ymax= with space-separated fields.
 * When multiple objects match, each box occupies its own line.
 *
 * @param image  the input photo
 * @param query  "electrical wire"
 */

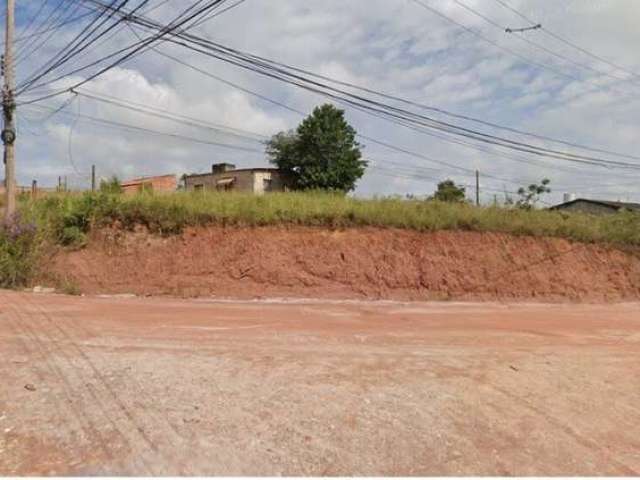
xmin=37 ymin=1 xmax=639 ymax=172
xmin=492 ymin=0 xmax=640 ymax=82
xmin=450 ymin=0 xmax=640 ymax=87
xmin=408 ymin=0 xmax=637 ymax=100
xmin=26 ymin=102 xmax=264 ymax=153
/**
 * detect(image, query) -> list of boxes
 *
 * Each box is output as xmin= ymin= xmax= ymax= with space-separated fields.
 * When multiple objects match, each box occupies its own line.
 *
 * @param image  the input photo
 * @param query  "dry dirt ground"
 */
xmin=1 ymin=291 xmax=639 ymax=475
xmin=48 ymin=227 xmax=640 ymax=302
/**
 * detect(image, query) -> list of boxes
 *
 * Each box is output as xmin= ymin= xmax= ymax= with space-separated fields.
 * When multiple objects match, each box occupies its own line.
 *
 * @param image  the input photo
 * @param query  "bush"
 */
xmin=60 ymin=225 xmax=87 ymax=247
xmin=99 ymin=175 xmax=123 ymax=194
xmin=0 ymin=213 xmax=40 ymax=288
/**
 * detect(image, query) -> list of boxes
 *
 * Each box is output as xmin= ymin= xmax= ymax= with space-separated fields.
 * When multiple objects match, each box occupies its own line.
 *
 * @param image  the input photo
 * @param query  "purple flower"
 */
xmin=1 ymin=212 xmax=37 ymax=242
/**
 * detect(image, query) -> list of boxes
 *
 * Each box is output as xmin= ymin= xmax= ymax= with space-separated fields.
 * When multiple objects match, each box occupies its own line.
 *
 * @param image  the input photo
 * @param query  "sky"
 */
xmin=8 ymin=0 xmax=640 ymax=204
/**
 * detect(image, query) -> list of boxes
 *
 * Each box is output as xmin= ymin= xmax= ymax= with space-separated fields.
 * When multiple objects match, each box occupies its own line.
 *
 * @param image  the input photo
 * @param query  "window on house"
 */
xmin=216 ymin=178 xmax=235 ymax=191
xmin=194 ymin=184 xmax=204 ymax=191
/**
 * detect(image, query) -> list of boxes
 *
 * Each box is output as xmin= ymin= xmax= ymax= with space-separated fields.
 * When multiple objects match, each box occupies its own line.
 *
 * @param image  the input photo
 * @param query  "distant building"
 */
xmin=183 ymin=163 xmax=292 ymax=195
xmin=549 ymin=198 xmax=640 ymax=215
xmin=121 ymin=174 xmax=177 ymax=195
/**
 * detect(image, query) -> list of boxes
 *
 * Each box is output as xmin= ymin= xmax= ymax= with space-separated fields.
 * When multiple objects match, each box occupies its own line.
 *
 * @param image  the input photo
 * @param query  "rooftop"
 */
xmin=184 ymin=168 xmax=280 ymax=178
xmin=121 ymin=174 xmax=176 ymax=187
xmin=550 ymin=198 xmax=640 ymax=211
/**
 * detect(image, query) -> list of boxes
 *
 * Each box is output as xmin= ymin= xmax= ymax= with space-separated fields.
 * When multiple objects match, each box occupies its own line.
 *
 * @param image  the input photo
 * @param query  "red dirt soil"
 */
xmin=1 ymin=292 xmax=640 ymax=475
xmin=47 ymin=226 xmax=640 ymax=301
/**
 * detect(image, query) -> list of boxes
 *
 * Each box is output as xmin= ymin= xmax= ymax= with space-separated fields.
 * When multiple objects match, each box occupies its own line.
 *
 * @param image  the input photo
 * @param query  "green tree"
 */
xmin=266 ymin=104 xmax=367 ymax=192
xmin=99 ymin=175 xmax=123 ymax=194
xmin=516 ymin=178 xmax=551 ymax=210
xmin=430 ymin=179 xmax=467 ymax=203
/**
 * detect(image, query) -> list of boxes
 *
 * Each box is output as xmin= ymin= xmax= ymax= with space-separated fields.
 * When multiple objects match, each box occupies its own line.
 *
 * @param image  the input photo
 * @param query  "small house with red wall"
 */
xmin=120 ymin=174 xmax=177 ymax=195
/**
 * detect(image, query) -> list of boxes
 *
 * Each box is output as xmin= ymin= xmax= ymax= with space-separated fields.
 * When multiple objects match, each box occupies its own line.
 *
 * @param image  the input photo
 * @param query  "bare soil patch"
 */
xmin=45 ymin=226 xmax=640 ymax=302
xmin=1 ymin=292 xmax=639 ymax=475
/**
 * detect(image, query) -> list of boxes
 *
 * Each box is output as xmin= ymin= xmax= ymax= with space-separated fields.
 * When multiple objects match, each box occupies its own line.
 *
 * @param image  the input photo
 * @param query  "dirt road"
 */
xmin=1 ymin=291 xmax=639 ymax=475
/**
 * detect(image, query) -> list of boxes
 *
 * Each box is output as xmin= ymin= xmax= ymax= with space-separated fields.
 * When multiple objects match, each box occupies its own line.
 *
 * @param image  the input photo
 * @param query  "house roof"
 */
xmin=121 ymin=174 xmax=176 ymax=187
xmin=184 ymin=168 xmax=280 ymax=179
xmin=550 ymin=198 xmax=640 ymax=211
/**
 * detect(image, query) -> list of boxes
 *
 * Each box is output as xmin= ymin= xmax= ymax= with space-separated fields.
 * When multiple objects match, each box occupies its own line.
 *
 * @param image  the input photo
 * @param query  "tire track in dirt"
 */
xmin=13 ymin=292 xmax=198 ymax=475
xmin=0 ymin=293 xmax=121 ymax=473
xmin=4 ymin=293 xmax=158 ymax=475
xmin=0 ymin=307 xmax=97 ymax=475
xmin=425 ymin=356 xmax=639 ymax=475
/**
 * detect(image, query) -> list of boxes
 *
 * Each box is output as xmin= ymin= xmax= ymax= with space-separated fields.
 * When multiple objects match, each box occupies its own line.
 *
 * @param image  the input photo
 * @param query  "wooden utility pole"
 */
xmin=58 ymin=176 xmax=62 ymax=192
xmin=91 ymin=164 xmax=96 ymax=192
xmin=2 ymin=0 xmax=16 ymax=221
xmin=31 ymin=179 xmax=36 ymax=198
xmin=475 ymin=170 xmax=480 ymax=207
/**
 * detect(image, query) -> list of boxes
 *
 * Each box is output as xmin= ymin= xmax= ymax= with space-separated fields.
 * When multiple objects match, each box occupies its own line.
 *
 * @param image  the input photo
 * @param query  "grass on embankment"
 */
xmin=19 ymin=190 xmax=640 ymax=246
xmin=3 ymin=190 xmax=638 ymax=289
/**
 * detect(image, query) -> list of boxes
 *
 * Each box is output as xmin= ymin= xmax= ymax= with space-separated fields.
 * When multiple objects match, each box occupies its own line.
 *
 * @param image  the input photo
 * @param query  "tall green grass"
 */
xmin=2 ymin=190 xmax=637 ymax=289
xmin=0 ymin=214 xmax=41 ymax=288
xmin=19 ymin=190 xmax=640 ymax=246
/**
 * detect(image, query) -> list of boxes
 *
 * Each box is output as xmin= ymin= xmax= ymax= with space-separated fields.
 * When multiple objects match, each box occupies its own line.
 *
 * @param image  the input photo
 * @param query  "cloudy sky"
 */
xmin=9 ymin=0 xmax=640 ymax=204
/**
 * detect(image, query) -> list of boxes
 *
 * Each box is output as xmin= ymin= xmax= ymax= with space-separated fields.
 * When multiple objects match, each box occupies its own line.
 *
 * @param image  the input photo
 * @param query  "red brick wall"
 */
xmin=121 ymin=175 xmax=177 ymax=195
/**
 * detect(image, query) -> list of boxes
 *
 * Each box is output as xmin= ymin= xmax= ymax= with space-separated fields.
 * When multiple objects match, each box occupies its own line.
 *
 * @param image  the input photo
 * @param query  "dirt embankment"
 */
xmin=46 ymin=226 xmax=640 ymax=302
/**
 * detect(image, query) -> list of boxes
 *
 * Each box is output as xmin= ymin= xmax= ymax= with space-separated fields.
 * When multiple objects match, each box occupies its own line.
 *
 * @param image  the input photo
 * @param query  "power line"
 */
xmin=26 ymin=0 xmax=637 ymax=169
xmin=225 ymin=40 xmax=640 ymax=163
xmin=75 ymin=88 xmax=270 ymax=141
xmin=13 ymin=0 xmax=88 ymax=66
xmin=52 ymin=0 xmax=176 ymax=70
xmin=26 ymin=101 xmax=264 ymax=153
xmin=18 ymin=0 xmax=640 ymax=197
xmin=129 ymin=28 xmax=640 ymax=186
xmin=133 ymin=40 xmax=640 ymax=191
xmin=492 ymin=0 xmax=640 ymax=82
xmin=408 ymin=0 xmax=637 ymax=99
xmin=49 ymin=1 xmax=640 ymax=171
xmin=15 ymin=0 xmax=52 ymax=45
xmin=18 ymin=0 xmax=235 ymax=102
xmin=8 ymin=9 xmax=93 ymax=48
xmin=450 ymin=0 xmax=640 ymax=87
xmin=17 ymin=0 xmax=138 ymax=92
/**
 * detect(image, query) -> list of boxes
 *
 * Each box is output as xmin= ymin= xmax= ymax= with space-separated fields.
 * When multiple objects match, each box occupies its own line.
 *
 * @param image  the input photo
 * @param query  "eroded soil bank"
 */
xmin=46 ymin=226 xmax=640 ymax=302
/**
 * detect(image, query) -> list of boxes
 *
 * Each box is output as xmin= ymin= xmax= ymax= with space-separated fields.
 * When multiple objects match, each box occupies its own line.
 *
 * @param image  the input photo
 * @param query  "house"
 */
xmin=549 ymin=198 xmax=640 ymax=215
xmin=120 ymin=174 xmax=177 ymax=195
xmin=183 ymin=163 xmax=292 ymax=195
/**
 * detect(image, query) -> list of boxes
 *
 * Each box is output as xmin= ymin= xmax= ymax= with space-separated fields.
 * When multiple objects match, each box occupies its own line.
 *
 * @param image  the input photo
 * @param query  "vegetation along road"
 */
xmin=1 ymin=291 xmax=639 ymax=475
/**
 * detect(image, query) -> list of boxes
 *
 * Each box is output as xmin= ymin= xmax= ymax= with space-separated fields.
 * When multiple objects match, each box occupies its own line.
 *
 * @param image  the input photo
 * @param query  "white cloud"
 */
xmin=12 ymin=0 xmax=640 ymax=202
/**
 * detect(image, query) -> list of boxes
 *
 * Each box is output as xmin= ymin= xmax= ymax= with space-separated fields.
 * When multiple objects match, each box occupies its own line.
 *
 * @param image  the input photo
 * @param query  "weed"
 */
xmin=4 ymin=190 xmax=638 ymax=290
xmin=0 ymin=213 xmax=40 ymax=288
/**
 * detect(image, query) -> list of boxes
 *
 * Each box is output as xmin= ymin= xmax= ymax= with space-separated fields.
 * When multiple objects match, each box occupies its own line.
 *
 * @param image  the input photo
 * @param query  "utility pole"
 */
xmin=475 ymin=170 xmax=480 ymax=207
xmin=2 ymin=0 xmax=16 ymax=221
xmin=91 ymin=164 xmax=96 ymax=192
xmin=31 ymin=179 xmax=36 ymax=199
xmin=58 ymin=176 xmax=62 ymax=192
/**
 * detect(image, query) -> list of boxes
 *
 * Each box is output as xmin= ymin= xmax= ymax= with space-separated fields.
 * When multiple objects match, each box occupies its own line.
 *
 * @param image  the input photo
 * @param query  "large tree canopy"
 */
xmin=266 ymin=104 xmax=367 ymax=192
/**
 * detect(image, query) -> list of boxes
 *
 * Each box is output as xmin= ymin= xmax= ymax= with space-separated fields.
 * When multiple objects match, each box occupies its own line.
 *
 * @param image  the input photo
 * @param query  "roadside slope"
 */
xmin=45 ymin=226 xmax=640 ymax=302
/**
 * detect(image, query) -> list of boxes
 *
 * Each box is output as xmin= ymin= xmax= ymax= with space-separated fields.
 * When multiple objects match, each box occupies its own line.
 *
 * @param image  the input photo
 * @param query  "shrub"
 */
xmin=99 ymin=175 xmax=123 ymax=194
xmin=0 ymin=213 xmax=40 ymax=288
xmin=60 ymin=225 xmax=87 ymax=247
